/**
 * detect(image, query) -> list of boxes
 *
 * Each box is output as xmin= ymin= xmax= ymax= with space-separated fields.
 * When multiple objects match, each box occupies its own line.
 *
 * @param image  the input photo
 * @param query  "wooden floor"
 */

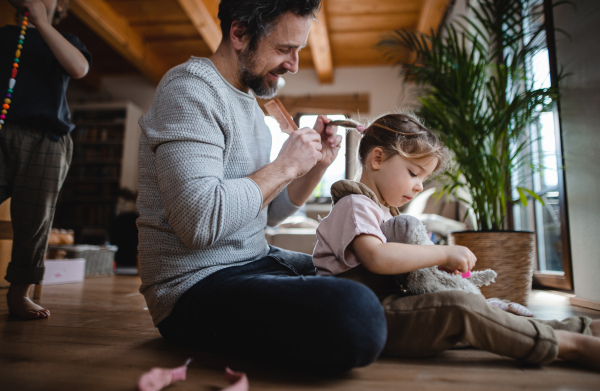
xmin=1 ymin=276 xmax=599 ymax=391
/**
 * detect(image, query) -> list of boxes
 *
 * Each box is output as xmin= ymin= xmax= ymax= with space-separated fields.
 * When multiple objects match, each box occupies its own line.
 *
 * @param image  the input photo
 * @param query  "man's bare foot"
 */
xmin=556 ymin=330 xmax=600 ymax=371
xmin=7 ymin=284 xmax=51 ymax=320
xmin=589 ymin=319 xmax=600 ymax=338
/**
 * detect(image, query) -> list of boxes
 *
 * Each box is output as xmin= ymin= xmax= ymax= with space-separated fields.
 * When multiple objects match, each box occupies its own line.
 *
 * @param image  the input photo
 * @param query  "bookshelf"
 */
xmin=54 ymin=101 xmax=143 ymax=244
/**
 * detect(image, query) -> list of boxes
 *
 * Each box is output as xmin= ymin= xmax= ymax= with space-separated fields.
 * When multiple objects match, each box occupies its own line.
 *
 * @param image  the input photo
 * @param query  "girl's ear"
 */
xmin=230 ymin=21 xmax=248 ymax=51
xmin=369 ymin=147 xmax=385 ymax=171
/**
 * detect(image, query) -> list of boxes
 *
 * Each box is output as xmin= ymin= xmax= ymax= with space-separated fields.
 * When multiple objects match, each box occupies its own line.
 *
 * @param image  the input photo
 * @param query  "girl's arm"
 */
xmin=25 ymin=0 xmax=89 ymax=79
xmin=351 ymin=234 xmax=477 ymax=275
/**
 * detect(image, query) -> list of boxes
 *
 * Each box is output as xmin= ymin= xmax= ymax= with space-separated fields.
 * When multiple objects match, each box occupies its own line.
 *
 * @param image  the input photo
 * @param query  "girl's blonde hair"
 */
xmin=332 ymin=112 xmax=449 ymax=173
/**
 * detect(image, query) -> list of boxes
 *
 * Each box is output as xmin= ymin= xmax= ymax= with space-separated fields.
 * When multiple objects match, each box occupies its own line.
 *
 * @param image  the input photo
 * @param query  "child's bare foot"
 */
xmin=589 ymin=319 xmax=600 ymax=338
xmin=556 ymin=330 xmax=600 ymax=371
xmin=7 ymin=284 xmax=50 ymax=320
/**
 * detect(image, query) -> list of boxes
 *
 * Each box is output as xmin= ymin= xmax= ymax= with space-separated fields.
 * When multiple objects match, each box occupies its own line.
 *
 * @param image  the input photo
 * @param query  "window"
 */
xmin=511 ymin=0 xmax=572 ymax=290
xmin=265 ymin=113 xmax=348 ymax=201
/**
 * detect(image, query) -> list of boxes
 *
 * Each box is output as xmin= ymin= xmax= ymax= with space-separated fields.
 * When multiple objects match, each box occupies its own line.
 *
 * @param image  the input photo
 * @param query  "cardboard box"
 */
xmin=43 ymin=258 xmax=86 ymax=285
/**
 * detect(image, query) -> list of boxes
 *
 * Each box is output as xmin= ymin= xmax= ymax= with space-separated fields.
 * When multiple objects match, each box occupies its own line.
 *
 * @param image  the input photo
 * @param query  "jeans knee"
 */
xmin=328 ymin=280 xmax=387 ymax=370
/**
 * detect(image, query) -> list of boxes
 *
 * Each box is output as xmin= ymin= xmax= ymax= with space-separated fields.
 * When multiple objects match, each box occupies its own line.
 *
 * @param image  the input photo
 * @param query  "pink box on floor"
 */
xmin=43 ymin=258 xmax=86 ymax=285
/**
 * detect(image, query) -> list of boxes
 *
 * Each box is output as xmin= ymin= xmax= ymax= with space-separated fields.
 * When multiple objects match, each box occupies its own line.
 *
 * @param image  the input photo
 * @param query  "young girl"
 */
xmin=313 ymin=112 xmax=600 ymax=370
xmin=1 ymin=0 xmax=91 ymax=320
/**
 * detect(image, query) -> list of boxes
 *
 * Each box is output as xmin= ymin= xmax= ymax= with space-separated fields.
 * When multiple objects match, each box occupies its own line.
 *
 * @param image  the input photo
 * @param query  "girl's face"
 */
xmin=370 ymin=150 xmax=438 ymax=208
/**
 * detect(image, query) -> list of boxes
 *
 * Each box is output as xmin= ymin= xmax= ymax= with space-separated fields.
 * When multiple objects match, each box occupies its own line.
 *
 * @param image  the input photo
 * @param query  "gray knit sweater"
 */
xmin=137 ymin=57 xmax=300 ymax=326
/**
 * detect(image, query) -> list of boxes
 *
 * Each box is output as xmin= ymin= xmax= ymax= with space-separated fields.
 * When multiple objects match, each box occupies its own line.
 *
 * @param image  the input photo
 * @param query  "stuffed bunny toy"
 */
xmin=381 ymin=215 xmax=497 ymax=296
xmin=330 ymin=179 xmax=497 ymax=296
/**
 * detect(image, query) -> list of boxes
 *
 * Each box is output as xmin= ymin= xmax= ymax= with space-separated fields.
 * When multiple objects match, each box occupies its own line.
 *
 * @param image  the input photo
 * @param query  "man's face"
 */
xmin=238 ymin=12 xmax=311 ymax=98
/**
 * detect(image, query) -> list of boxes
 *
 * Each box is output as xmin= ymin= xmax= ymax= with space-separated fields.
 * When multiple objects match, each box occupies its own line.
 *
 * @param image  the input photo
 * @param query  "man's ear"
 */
xmin=369 ymin=147 xmax=385 ymax=171
xmin=230 ymin=21 xmax=248 ymax=51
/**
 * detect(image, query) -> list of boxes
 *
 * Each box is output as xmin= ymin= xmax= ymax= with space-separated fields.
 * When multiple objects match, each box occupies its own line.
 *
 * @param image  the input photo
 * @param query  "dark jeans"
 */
xmin=158 ymin=246 xmax=387 ymax=372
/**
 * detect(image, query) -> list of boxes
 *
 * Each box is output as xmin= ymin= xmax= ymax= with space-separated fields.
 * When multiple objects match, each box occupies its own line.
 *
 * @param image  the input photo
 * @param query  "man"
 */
xmin=137 ymin=0 xmax=386 ymax=372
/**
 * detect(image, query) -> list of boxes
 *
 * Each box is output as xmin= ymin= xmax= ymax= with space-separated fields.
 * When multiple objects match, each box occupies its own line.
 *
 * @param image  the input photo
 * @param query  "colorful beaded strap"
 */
xmin=0 ymin=12 xmax=28 ymax=131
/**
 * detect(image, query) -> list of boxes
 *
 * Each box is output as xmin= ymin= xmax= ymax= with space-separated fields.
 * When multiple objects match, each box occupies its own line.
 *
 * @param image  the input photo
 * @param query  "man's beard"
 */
xmin=238 ymin=48 xmax=286 ymax=99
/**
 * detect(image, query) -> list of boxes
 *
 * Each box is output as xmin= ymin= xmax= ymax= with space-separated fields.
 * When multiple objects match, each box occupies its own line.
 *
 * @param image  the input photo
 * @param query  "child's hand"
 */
xmin=21 ymin=0 xmax=49 ymax=27
xmin=442 ymin=245 xmax=477 ymax=274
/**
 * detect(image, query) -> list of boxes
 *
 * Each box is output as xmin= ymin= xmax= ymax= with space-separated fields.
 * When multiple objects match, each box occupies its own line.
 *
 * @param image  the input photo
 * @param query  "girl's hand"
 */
xmin=20 ymin=0 xmax=49 ymax=27
xmin=442 ymin=245 xmax=477 ymax=274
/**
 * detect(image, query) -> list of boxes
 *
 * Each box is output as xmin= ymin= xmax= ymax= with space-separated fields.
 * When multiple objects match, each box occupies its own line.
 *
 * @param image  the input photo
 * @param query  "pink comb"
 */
xmin=461 ymin=270 xmax=471 ymax=278
xmin=264 ymin=98 xmax=298 ymax=134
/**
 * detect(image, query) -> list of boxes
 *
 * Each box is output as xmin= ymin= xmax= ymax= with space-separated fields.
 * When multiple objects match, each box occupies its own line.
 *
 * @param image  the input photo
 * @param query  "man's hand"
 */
xmin=312 ymin=115 xmax=343 ymax=169
xmin=274 ymin=127 xmax=323 ymax=179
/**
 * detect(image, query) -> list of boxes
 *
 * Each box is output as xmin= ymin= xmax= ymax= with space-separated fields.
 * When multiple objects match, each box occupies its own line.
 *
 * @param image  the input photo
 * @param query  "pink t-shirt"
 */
xmin=313 ymin=194 xmax=393 ymax=275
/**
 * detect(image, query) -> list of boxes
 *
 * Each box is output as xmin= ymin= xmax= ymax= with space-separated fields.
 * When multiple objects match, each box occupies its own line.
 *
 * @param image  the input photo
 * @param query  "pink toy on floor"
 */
xmin=137 ymin=358 xmax=191 ymax=391
xmin=137 ymin=359 xmax=249 ymax=391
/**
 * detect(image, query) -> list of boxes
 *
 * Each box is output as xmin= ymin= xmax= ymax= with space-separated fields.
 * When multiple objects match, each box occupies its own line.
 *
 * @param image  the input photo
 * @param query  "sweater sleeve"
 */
xmin=266 ymin=186 xmax=302 ymax=227
xmin=142 ymin=73 xmax=263 ymax=249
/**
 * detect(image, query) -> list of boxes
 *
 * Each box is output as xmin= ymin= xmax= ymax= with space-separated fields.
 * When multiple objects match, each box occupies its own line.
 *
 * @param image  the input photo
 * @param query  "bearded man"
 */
xmin=137 ymin=0 xmax=386 ymax=372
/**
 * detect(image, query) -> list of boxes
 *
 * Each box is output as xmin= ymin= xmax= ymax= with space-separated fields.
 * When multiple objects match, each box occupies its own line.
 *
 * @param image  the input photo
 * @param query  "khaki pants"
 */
xmin=341 ymin=267 xmax=592 ymax=365
xmin=0 ymin=124 xmax=72 ymax=284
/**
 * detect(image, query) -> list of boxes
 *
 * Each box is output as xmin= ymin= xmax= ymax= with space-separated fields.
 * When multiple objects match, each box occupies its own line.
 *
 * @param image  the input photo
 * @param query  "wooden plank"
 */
xmin=176 ymin=0 xmax=222 ymax=53
xmin=308 ymin=3 xmax=334 ymax=84
xmin=328 ymin=13 xmax=419 ymax=33
xmin=132 ymin=23 xmax=200 ymax=41
xmin=0 ymin=277 xmax=599 ymax=390
xmin=105 ymin=0 xmax=189 ymax=25
xmin=70 ymin=0 xmax=169 ymax=84
xmin=570 ymin=296 xmax=600 ymax=311
xmin=329 ymin=30 xmax=397 ymax=66
xmin=326 ymin=0 xmax=422 ymax=15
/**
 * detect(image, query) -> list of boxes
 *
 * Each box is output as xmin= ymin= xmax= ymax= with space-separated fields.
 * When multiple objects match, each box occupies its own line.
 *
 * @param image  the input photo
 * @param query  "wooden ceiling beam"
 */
xmin=308 ymin=3 xmax=334 ymax=84
xmin=409 ymin=0 xmax=451 ymax=63
xmin=416 ymin=0 xmax=451 ymax=35
xmin=176 ymin=0 xmax=222 ymax=53
xmin=70 ymin=0 xmax=169 ymax=84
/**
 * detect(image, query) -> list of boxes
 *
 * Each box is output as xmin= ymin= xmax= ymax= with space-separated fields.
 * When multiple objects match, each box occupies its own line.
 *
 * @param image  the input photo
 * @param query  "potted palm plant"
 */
xmin=378 ymin=0 xmax=565 ymax=304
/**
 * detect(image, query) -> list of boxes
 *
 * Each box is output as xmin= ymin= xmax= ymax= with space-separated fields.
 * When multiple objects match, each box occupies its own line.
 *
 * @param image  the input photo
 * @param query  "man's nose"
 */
xmin=284 ymin=51 xmax=299 ymax=74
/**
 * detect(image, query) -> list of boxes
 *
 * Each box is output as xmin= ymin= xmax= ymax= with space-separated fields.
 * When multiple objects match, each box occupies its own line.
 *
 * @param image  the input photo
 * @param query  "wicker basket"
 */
xmin=48 ymin=244 xmax=117 ymax=276
xmin=448 ymin=231 xmax=535 ymax=305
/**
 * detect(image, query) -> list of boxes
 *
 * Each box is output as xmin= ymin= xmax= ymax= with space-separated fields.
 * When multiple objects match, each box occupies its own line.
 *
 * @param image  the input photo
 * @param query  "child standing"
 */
xmin=0 ymin=0 xmax=91 ymax=319
xmin=313 ymin=112 xmax=600 ymax=370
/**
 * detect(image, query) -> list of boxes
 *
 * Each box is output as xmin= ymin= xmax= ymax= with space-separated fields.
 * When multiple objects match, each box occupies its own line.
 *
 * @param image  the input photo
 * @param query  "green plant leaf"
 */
xmin=516 ymin=187 xmax=529 ymax=207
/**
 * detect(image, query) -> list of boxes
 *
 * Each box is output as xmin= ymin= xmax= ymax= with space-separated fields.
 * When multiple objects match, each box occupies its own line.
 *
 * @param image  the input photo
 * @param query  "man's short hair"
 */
xmin=218 ymin=0 xmax=322 ymax=51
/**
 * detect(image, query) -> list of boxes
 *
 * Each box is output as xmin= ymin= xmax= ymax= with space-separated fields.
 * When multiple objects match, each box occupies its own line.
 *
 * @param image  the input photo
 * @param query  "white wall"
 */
xmin=554 ymin=0 xmax=600 ymax=303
